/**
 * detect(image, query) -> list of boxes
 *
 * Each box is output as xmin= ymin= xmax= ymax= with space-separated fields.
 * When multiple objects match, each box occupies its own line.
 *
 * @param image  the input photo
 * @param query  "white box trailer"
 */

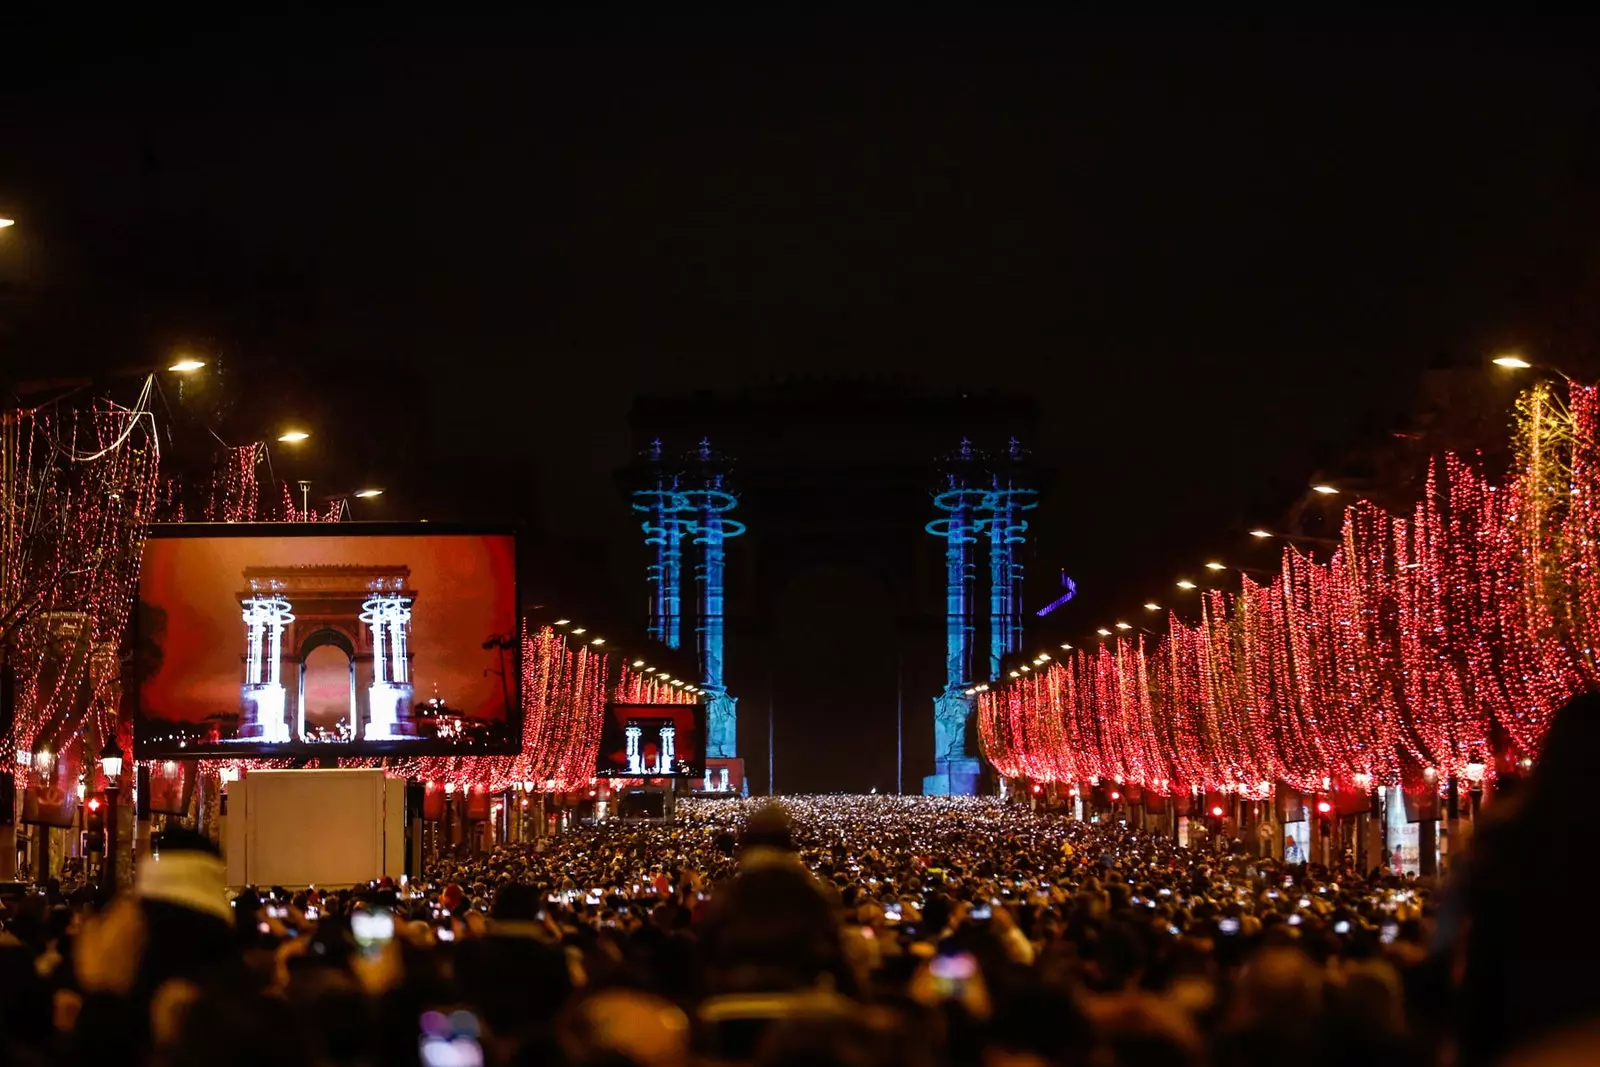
xmin=223 ymin=768 xmax=405 ymax=888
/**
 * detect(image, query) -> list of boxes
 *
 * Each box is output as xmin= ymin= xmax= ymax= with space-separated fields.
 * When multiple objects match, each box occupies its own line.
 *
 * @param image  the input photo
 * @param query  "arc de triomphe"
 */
xmin=236 ymin=564 xmax=420 ymax=743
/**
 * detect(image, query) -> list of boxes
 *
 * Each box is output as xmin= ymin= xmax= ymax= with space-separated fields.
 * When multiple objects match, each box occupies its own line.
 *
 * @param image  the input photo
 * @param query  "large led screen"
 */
xmin=597 ymin=703 xmax=706 ymax=779
xmin=134 ymin=524 xmax=519 ymax=758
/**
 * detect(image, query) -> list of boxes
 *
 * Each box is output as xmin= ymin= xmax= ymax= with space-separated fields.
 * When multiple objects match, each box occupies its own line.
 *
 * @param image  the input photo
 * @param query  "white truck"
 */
xmin=223 ymin=768 xmax=405 ymax=888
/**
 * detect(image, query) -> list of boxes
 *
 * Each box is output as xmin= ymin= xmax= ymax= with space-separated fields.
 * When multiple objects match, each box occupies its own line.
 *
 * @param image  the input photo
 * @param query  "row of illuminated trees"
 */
xmin=979 ymin=381 xmax=1600 ymax=795
xmin=1 ymin=398 xmax=696 ymax=793
xmin=383 ymin=626 xmax=695 ymax=795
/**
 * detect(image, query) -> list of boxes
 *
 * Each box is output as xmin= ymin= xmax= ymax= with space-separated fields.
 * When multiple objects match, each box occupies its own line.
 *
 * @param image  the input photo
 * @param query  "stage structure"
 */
xmin=924 ymin=439 xmax=1037 ymax=796
xmin=634 ymin=440 xmax=690 ymax=650
xmin=925 ymin=442 xmax=982 ymax=795
xmin=984 ymin=439 xmax=1038 ymax=680
xmin=630 ymin=440 xmax=746 ymax=760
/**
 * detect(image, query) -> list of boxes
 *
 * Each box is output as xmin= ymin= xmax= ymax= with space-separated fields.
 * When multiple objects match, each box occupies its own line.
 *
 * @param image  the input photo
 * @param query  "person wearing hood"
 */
xmin=697 ymin=803 xmax=857 ymax=998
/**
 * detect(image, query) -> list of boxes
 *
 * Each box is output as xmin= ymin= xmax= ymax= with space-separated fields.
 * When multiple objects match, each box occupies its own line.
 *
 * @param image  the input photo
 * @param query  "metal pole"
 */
xmin=896 ymin=652 xmax=904 ymax=795
xmin=767 ymin=687 xmax=774 ymax=797
xmin=104 ymin=782 xmax=120 ymax=893
xmin=1446 ymin=776 xmax=1460 ymax=876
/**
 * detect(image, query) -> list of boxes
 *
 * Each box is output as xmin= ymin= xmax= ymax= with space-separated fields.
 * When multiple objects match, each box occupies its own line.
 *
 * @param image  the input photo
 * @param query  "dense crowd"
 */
xmin=3 ymin=692 xmax=1600 ymax=1067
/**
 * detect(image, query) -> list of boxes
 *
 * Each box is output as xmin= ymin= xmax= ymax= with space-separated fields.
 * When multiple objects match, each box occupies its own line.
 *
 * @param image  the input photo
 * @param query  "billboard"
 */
xmin=597 ymin=703 xmax=706 ymax=779
xmin=698 ymin=756 xmax=744 ymax=795
xmin=21 ymin=748 xmax=82 ymax=828
xmin=134 ymin=524 xmax=519 ymax=758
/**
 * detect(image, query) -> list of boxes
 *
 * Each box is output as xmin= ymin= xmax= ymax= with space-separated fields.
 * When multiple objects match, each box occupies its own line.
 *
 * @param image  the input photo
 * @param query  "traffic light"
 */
xmin=85 ymin=793 xmax=105 ymax=850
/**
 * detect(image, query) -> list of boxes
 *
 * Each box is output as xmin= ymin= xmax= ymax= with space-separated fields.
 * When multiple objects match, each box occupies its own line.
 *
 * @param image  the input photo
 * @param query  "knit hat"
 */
xmin=135 ymin=846 xmax=232 ymax=923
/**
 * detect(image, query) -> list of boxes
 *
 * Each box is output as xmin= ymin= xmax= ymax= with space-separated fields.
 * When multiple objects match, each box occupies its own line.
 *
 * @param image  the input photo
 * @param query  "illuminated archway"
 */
xmin=298 ymin=628 xmax=358 ymax=742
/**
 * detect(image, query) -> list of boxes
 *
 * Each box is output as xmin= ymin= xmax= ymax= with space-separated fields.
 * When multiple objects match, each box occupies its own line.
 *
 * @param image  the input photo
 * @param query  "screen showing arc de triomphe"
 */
xmin=237 ymin=565 xmax=418 ymax=744
xmin=134 ymin=527 xmax=520 ymax=758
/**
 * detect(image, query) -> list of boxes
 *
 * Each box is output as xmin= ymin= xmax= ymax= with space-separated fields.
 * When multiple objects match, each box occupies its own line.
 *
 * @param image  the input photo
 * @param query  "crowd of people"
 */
xmin=3 ymin=692 xmax=1600 ymax=1067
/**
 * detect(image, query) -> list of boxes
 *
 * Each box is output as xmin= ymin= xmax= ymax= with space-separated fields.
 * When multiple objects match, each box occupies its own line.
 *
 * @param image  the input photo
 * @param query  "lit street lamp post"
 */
xmin=99 ymin=739 xmax=123 ymax=893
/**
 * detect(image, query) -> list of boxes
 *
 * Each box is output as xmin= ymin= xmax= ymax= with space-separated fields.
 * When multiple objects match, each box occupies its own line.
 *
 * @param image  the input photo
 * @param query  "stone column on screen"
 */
xmin=362 ymin=589 xmax=417 ymax=741
xmin=238 ymin=593 xmax=294 ymax=742
xmin=658 ymin=725 xmax=676 ymax=775
xmin=626 ymin=724 xmax=643 ymax=775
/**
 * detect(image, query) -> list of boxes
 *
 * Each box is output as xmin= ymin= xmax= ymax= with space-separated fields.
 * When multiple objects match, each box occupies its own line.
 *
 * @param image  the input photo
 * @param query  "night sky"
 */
xmin=5 ymin=16 xmax=1599 ymax=790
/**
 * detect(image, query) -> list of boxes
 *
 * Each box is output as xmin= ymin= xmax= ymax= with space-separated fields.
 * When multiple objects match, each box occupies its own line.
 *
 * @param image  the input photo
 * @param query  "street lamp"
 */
xmin=167 ymin=359 xmax=206 ymax=373
xmin=99 ymin=739 xmax=124 ymax=893
xmin=1247 ymin=529 xmax=1340 ymax=549
xmin=1464 ymin=759 xmax=1487 ymax=823
xmin=277 ymin=430 xmax=310 ymax=443
xmin=1204 ymin=561 xmax=1226 ymax=571
xmin=1491 ymin=353 xmax=1574 ymax=382
xmin=0 ymin=218 xmax=13 ymax=229
xmin=1176 ymin=580 xmax=1197 ymax=590
xmin=1310 ymin=485 xmax=1340 ymax=496
xmin=354 ymin=488 xmax=384 ymax=499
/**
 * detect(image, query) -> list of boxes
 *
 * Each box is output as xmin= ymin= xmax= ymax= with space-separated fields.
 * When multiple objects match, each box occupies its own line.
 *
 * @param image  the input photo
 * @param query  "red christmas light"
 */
xmin=979 ymin=383 xmax=1600 ymax=798
xmin=3 ymin=396 xmax=161 ymax=776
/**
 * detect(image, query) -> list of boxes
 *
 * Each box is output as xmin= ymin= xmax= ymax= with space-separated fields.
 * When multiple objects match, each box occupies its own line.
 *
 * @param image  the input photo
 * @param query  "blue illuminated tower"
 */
xmin=924 ymin=441 xmax=986 ymax=795
xmin=685 ymin=439 xmax=745 ymax=757
xmin=632 ymin=440 xmax=689 ymax=649
xmin=982 ymin=439 xmax=1038 ymax=679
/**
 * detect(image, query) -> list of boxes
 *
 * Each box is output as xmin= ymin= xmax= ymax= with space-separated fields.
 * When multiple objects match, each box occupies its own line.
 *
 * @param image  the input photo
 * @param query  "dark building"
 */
xmin=624 ymin=378 xmax=1042 ymax=794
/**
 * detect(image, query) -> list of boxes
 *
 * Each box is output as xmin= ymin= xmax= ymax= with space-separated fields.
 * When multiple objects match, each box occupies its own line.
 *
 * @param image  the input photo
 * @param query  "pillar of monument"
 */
xmin=239 ymin=596 xmax=293 ymax=741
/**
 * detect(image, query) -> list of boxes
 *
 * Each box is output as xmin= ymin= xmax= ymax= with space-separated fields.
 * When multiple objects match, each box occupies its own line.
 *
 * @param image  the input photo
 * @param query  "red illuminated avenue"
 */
xmin=979 ymin=381 xmax=1599 ymax=798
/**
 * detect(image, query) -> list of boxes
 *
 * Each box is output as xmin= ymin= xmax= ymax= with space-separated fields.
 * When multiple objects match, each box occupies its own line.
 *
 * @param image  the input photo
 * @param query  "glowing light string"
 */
xmin=979 ymin=382 xmax=1600 ymax=795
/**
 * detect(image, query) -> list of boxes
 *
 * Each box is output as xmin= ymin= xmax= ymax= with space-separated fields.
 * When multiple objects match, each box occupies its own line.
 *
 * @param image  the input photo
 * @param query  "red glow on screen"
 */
xmin=598 ymin=703 xmax=705 ymax=778
xmin=134 ymin=528 xmax=517 ymax=757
